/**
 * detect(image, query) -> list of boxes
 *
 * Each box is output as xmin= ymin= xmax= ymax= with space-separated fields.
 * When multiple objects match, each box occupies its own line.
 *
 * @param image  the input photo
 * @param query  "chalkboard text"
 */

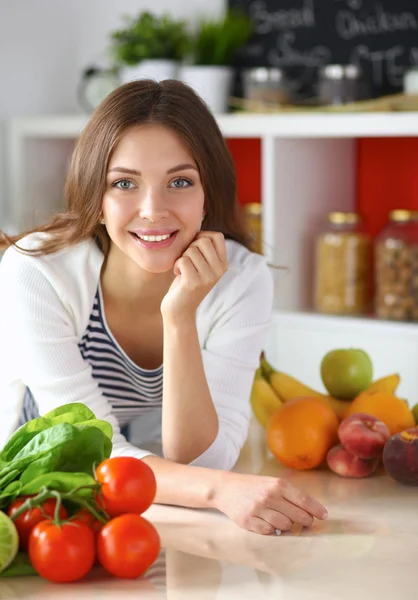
xmin=249 ymin=0 xmax=315 ymax=34
xmin=336 ymin=4 xmax=417 ymax=40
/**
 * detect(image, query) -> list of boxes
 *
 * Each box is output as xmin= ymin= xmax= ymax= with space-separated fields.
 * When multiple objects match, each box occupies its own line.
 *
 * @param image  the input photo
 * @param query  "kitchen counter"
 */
xmin=2 ymin=420 xmax=416 ymax=600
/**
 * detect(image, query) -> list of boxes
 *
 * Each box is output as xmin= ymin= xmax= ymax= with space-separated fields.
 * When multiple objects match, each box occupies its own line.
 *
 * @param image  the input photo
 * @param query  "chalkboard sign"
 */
xmin=229 ymin=0 xmax=418 ymax=99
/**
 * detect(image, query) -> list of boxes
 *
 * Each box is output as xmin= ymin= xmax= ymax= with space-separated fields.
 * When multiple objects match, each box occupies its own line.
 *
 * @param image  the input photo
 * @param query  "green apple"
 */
xmin=412 ymin=403 xmax=418 ymax=425
xmin=320 ymin=349 xmax=373 ymax=400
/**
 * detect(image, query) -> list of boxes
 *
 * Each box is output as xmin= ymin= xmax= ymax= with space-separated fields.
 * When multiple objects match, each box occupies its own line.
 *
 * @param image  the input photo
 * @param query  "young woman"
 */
xmin=0 ymin=80 xmax=328 ymax=534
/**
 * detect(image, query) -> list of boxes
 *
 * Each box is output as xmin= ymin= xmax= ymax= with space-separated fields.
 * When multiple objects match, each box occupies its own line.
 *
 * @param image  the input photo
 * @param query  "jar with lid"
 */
xmin=243 ymin=203 xmax=263 ymax=254
xmin=317 ymin=64 xmax=370 ymax=105
xmin=314 ymin=212 xmax=371 ymax=315
xmin=242 ymin=68 xmax=291 ymax=108
xmin=374 ymin=209 xmax=418 ymax=321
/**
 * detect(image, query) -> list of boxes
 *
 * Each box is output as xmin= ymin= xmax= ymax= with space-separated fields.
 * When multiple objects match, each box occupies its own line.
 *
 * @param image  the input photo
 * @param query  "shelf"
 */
xmin=265 ymin=310 xmax=418 ymax=405
xmin=8 ymin=111 xmax=418 ymax=140
xmin=273 ymin=310 xmax=418 ymax=337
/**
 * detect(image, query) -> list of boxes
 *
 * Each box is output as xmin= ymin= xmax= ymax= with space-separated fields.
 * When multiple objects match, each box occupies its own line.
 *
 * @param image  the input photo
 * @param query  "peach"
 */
xmin=326 ymin=444 xmax=380 ymax=478
xmin=382 ymin=427 xmax=418 ymax=486
xmin=338 ymin=412 xmax=390 ymax=459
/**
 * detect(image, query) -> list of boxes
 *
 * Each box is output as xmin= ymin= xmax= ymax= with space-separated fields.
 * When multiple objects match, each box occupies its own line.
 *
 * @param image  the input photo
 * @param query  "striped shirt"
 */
xmin=20 ymin=284 xmax=164 ymax=429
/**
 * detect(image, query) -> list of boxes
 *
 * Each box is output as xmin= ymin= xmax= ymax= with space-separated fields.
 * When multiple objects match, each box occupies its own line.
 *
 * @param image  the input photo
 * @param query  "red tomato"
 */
xmin=97 ymin=513 xmax=160 ymax=579
xmin=95 ymin=457 xmax=156 ymax=517
xmin=7 ymin=496 xmax=68 ymax=550
xmin=74 ymin=508 xmax=104 ymax=535
xmin=29 ymin=519 xmax=95 ymax=583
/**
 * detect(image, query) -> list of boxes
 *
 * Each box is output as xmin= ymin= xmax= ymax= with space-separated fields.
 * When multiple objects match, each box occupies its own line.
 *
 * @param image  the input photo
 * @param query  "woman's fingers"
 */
xmin=268 ymin=498 xmax=314 ymax=528
xmin=258 ymin=508 xmax=293 ymax=532
xmin=245 ymin=516 xmax=276 ymax=536
xmin=195 ymin=231 xmax=228 ymax=265
xmin=280 ymin=481 xmax=328 ymax=520
xmin=182 ymin=246 xmax=211 ymax=276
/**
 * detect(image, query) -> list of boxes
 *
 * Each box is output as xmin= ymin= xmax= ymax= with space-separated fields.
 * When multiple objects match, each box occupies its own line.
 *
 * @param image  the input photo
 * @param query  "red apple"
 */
xmin=338 ymin=412 xmax=390 ymax=459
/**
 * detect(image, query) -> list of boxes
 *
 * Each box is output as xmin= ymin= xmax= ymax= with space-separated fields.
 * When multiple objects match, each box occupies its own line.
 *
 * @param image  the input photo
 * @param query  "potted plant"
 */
xmin=110 ymin=11 xmax=190 ymax=83
xmin=180 ymin=10 xmax=253 ymax=114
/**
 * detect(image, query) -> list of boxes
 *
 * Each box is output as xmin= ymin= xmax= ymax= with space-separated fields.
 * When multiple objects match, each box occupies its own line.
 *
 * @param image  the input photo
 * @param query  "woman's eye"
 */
xmin=170 ymin=177 xmax=192 ymax=189
xmin=113 ymin=179 xmax=135 ymax=190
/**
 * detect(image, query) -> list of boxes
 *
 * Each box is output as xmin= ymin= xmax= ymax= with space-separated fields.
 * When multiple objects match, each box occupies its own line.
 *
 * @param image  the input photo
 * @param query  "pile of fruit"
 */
xmin=251 ymin=348 xmax=418 ymax=485
xmin=0 ymin=403 xmax=160 ymax=582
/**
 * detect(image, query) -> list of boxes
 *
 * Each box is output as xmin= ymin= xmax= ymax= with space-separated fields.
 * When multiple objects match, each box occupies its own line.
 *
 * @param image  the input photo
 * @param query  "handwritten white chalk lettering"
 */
xmin=334 ymin=0 xmax=363 ymax=9
xmin=267 ymin=31 xmax=331 ymax=68
xmin=249 ymin=0 xmax=315 ymax=35
xmin=350 ymin=44 xmax=406 ymax=86
xmin=336 ymin=4 xmax=417 ymax=41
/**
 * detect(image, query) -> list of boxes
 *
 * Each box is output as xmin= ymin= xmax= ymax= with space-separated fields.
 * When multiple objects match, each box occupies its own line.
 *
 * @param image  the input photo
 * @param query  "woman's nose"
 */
xmin=138 ymin=187 xmax=169 ymax=222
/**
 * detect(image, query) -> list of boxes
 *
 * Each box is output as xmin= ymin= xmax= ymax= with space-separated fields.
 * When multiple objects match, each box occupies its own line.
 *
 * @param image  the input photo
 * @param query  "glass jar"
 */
xmin=242 ymin=68 xmax=291 ymax=108
xmin=314 ymin=212 xmax=371 ymax=315
xmin=243 ymin=203 xmax=263 ymax=254
xmin=317 ymin=64 xmax=370 ymax=105
xmin=374 ymin=209 xmax=418 ymax=321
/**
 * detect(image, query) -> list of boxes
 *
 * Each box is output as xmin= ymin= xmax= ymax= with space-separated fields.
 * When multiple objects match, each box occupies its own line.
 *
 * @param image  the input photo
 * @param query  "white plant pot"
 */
xmin=120 ymin=59 xmax=177 ymax=84
xmin=179 ymin=65 xmax=233 ymax=114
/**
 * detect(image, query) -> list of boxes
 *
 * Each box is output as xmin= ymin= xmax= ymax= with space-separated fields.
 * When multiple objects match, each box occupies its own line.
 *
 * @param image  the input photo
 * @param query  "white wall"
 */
xmin=0 ymin=0 xmax=225 ymax=227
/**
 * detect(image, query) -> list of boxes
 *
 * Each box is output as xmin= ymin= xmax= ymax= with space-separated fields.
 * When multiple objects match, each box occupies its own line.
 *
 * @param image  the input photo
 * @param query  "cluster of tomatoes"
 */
xmin=7 ymin=457 xmax=160 ymax=583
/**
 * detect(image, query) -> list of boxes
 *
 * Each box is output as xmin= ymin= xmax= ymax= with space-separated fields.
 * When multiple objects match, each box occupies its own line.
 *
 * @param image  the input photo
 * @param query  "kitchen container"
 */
xmin=314 ymin=211 xmax=371 ymax=315
xmin=242 ymin=68 xmax=291 ymax=108
xmin=243 ymin=203 xmax=263 ymax=254
xmin=317 ymin=64 xmax=369 ymax=105
xmin=374 ymin=209 xmax=418 ymax=321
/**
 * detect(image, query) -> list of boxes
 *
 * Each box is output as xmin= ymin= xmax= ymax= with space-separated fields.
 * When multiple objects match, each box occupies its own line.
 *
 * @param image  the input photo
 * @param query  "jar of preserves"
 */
xmin=243 ymin=203 xmax=263 ymax=254
xmin=374 ymin=209 xmax=418 ymax=321
xmin=314 ymin=212 xmax=371 ymax=315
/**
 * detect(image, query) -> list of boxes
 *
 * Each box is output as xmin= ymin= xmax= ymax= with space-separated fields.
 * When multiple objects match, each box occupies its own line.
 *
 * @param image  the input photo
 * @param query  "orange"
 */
xmin=266 ymin=397 xmax=339 ymax=470
xmin=345 ymin=392 xmax=415 ymax=435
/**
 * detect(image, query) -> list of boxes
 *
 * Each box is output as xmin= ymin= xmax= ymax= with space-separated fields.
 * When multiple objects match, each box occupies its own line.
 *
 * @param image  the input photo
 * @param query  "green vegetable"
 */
xmin=0 ymin=403 xmax=113 ymax=508
xmin=20 ymin=472 xmax=98 ymax=497
xmin=0 ymin=552 xmax=37 ymax=577
xmin=0 ymin=403 xmax=97 ymax=463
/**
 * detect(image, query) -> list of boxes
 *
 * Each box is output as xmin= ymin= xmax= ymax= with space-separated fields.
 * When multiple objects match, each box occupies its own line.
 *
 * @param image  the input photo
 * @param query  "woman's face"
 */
xmin=102 ymin=124 xmax=205 ymax=274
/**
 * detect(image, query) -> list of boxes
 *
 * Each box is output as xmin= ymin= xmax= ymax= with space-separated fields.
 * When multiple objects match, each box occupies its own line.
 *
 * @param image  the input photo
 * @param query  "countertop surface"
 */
xmin=1 ymin=420 xmax=416 ymax=600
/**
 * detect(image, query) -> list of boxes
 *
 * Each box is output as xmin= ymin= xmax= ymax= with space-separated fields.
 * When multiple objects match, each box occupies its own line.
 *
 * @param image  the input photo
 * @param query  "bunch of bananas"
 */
xmin=250 ymin=353 xmax=400 ymax=428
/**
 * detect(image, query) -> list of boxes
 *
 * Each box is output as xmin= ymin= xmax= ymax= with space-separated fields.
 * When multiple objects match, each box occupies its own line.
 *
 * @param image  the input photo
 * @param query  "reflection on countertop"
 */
xmin=2 ymin=419 xmax=416 ymax=600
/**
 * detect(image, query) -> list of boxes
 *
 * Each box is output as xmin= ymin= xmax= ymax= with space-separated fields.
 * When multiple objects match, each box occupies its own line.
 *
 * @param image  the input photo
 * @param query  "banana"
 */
xmin=250 ymin=367 xmax=283 ymax=428
xmin=261 ymin=356 xmax=350 ymax=420
xmin=365 ymin=373 xmax=400 ymax=395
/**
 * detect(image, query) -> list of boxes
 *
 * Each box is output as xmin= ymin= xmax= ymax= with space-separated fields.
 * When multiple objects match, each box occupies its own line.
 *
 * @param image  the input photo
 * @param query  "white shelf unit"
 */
xmin=6 ymin=112 xmax=418 ymax=402
xmin=11 ymin=112 xmax=418 ymax=310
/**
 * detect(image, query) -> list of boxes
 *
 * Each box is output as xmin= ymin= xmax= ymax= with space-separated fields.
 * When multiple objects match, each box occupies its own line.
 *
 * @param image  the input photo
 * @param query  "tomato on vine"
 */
xmin=95 ymin=457 xmax=156 ymax=517
xmin=7 ymin=496 xmax=68 ymax=550
xmin=97 ymin=513 xmax=160 ymax=579
xmin=29 ymin=519 xmax=95 ymax=583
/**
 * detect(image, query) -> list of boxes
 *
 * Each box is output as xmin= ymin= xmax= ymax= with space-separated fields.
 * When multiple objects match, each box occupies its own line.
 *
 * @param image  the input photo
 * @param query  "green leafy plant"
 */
xmin=190 ymin=10 xmax=253 ymax=66
xmin=110 ymin=11 xmax=190 ymax=65
xmin=0 ymin=403 xmax=113 ymax=508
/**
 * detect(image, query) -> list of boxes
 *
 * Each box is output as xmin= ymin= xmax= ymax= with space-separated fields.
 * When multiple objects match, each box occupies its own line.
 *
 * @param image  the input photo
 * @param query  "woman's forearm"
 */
xmin=142 ymin=455 xmax=225 ymax=509
xmin=161 ymin=315 xmax=219 ymax=464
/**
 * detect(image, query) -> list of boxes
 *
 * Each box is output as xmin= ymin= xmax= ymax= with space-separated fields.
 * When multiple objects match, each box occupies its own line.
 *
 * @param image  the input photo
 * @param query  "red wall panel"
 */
xmin=228 ymin=136 xmax=418 ymax=241
xmin=226 ymin=138 xmax=261 ymax=206
xmin=356 ymin=137 xmax=418 ymax=238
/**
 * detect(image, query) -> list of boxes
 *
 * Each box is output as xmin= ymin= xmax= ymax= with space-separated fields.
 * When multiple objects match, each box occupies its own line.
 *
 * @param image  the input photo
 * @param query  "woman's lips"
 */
xmin=129 ymin=230 xmax=179 ymax=249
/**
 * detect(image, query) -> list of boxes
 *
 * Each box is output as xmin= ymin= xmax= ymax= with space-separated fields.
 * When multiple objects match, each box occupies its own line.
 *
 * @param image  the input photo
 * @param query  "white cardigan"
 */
xmin=0 ymin=233 xmax=273 ymax=470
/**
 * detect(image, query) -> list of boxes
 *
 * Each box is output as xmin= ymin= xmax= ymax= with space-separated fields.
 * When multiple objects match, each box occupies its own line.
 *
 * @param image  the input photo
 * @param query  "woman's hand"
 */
xmin=161 ymin=231 xmax=228 ymax=321
xmin=214 ymin=471 xmax=328 ymax=535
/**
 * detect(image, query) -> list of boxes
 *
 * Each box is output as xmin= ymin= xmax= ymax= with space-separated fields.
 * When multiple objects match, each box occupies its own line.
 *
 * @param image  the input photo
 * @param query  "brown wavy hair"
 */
xmin=0 ymin=79 xmax=252 ymax=256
